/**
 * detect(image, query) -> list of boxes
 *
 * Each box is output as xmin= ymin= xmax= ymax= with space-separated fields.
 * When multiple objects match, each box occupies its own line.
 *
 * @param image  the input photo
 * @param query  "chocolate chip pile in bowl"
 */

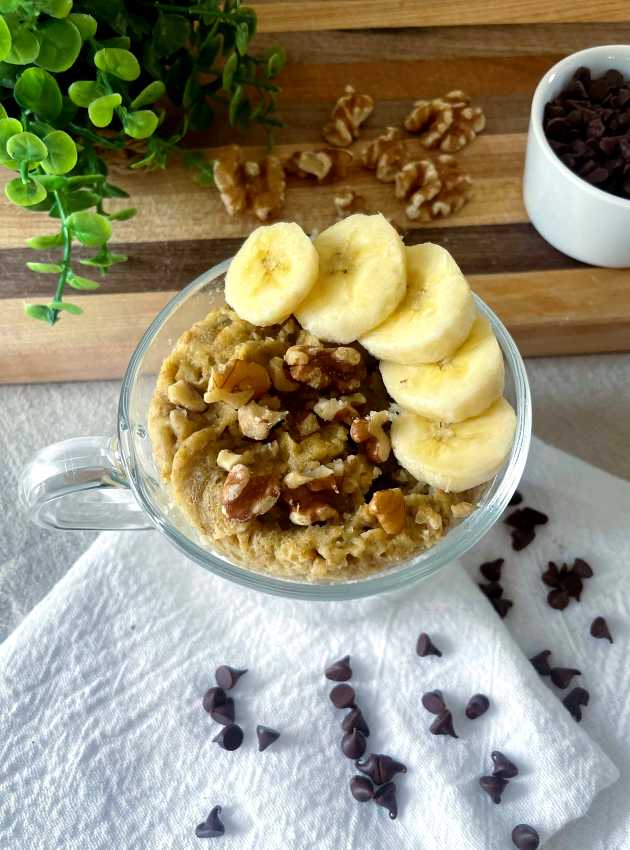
xmin=543 ymin=66 xmax=630 ymax=199
xmin=148 ymin=214 xmax=516 ymax=582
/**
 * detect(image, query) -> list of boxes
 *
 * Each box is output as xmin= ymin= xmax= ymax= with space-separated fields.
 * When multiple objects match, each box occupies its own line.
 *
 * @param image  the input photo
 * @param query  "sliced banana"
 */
xmin=295 ymin=213 xmax=406 ymax=343
xmin=391 ymin=397 xmax=517 ymax=492
xmin=225 ymin=221 xmax=319 ymax=326
xmin=380 ymin=314 xmax=504 ymax=423
xmin=360 ymin=242 xmax=475 ymax=364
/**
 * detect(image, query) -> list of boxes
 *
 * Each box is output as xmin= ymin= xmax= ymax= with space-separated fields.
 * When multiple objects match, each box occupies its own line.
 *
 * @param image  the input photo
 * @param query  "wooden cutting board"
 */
xmin=2 ymin=9 xmax=630 ymax=384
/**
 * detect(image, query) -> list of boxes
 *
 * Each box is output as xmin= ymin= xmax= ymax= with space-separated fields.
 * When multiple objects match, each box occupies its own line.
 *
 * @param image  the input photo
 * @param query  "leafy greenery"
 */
xmin=0 ymin=0 xmax=286 ymax=325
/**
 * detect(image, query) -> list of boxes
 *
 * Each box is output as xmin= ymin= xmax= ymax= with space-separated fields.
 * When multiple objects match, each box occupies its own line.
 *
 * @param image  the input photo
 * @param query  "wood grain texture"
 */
xmin=3 ymin=266 xmax=629 ymax=383
xmin=252 ymin=0 xmax=630 ymax=32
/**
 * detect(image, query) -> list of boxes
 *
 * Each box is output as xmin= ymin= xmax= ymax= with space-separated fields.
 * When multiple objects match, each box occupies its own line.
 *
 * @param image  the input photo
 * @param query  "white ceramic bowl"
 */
xmin=523 ymin=44 xmax=630 ymax=267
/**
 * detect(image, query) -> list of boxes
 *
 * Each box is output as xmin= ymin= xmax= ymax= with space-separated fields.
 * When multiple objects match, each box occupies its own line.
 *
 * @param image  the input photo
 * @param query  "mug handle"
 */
xmin=19 ymin=436 xmax=154 ymax=530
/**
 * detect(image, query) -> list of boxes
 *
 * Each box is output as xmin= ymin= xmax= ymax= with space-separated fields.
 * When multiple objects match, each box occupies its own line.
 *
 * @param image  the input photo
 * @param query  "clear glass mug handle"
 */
xmin=19 ymin=436 xmax=154 ymax=530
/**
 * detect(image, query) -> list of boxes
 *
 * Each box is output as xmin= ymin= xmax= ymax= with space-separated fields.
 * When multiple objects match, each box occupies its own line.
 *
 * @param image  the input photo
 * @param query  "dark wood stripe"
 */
xmin=1 ymin=223 xmax=582 ymax=298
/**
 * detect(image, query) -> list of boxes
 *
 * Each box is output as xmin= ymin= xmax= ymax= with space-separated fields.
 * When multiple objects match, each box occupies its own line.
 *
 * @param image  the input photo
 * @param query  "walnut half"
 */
xmin=350 ymin=411 xmax=391 ymax=463
xmin=404 ymin=90 xmax=485 ymax=153
xmin=395 ymin=155 xmax=472 ymax=222
xmin=322 ymin=85 xmax=374 ymax=148
xmin=205 ymin=360 xmax=271 ymax=407
xmin=237 ymin=401 xmax=287 ymax=441
xmin=222 ymin=464 xmax=280 ymax=522
xmin=368 ymin=489 xmax=406 ymax=535
xmin=284 ymin=344 xmax=365 ymax=393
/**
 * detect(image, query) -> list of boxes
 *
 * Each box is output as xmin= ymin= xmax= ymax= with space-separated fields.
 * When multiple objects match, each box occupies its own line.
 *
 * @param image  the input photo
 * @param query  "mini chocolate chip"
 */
xmin=492 ymin=597 xmax=513 ymax=618
xmin=584 ymin=166 xmax=609 ymax=184
xmin=511 ymin=527 xmax=536 ymax=551
xmin=599 ymin=136 xmax=619 ymax=156
xmin=565 ymin=78 xmax=588 ymax=99
xmin=355 ymin=754 xmax=407 ymax=785
xmin=465 ymin=694 xmax=490 ymax=719
xmin=202 ymin=687 xmax=227 ymax=714
xmin=575 ymin=66 xmax=592 ymax=84
xmin=210 ymin=697 xmax=235 ymax=726
xmin=542 ymin=562 xmax=562 ymax=588
xmin=479 ymin=774 xmax=508 ymax=804
xmin=572 ymin=558 xmax=593 ymax=578
xmin=605 ymin=69 xmax=624 ymax=87
xmin=329 ymin=683 xmax=355 ymax=709
xmin=256 ymin=725 xmax=280 ymax=751
xmin=546 ymin=117 xmax=570 ymax=140
xmin=480 ymin=557 xmax=504 ymax=582
xmin=551 ymin=667 xmax=581 ymax=689
xmin=416 ymin=632 xmax=442 ymax=657
xmin=587 ymin=117 xmax=606 ymax=139
xmin=529 ymin=649 xmax=552 ymax=676
xmin=491 ymin=750 xmax=519 ymax=779
xmin=562 ymin=571 xmax=583 ymax=600
xmin=215 ymin=666 xmax=247 ymax=690
xmin=342 ymin=707 xmax=370 ymax=736
xmin=563 ymin=687 xmax=590 ymax=722
xmin=547 ymin=588 xmax=570 ymax=610
xmin=342 ymin=728 xmax=367 ymax=760
xmin=430 ymin=709 xmax=458 ymax=738
xmin=589 ymin=78 xmax=610 ymax=101
xmin=325 ymin=655 xmax=352 ymax=682
xmin=479 ymin=581 xmax=504 ymax=600
xmin=373 ymin=781 xmax=398 ymax=819
xmin=559 ymin=153 xmax=576 ymax=168
xmin=213 ymin=724 xmax=243 ymax=751
xmin=422 ymin=689 xmax=446 ymax=715
xmin=512 ymin=824 xmax=540 ymax=850
xmin=195 ymin=805 xmax=225 ymax=839
xmin=350 ymin=775 xmax=374 ymax=802
xmin=509 ymin=490 xmax=523 ymax=506
xmin=590 ymin=616 xmax=613 ymax=643
xmin=505 ymin=507 xmax=549 ymax=530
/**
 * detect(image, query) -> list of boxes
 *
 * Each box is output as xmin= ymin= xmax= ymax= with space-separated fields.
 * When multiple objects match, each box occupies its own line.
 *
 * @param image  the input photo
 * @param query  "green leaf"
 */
xmin=67 ymin=270 xmax=100 ymax=289
xmin=122 ymin=109 xmax=158 ymax=139
xmin=26 ymin=261 xmax=63 ymax=273
xmin=68 ymin=80 xmax=106 ymax=107
xmin=88 ymin=93 xmax=122 ymax=128
xmin=35 ymin=19 xmax=81 ymax=72
xmin=222 ymin=52 xmax=238 ymax=90
xmin=32 ymin=173 xmax=67 ymax=190
xmin=99 ymin=36 xmax=130 ymax=50
xmin=48 ymin=300 xmax=82 ymax=314
xmin=130 ymin=80 xmax=165 ymax=110
xmin=189 ymin=98 xmax=213 ymax=131
xmin=67 ymin=210 xmax=112 ymax=246
xmin=24 ymin=303 xmax=54 ymax=323
xmin=228 ymin=84 xmax=243 ymax=126
xmin=49 ymin=188 xmax=99 ymax=216
xmin=94 ymin=47 xmax=140 ymax=81
xmin=0 ymin=15 xmax=11 ymax=63
xmin=108 ymin=206 xmax=136 ymax=221
xmin=0 ymin=103 xmax=6 ymax=120
xmin=267 ymin=45 xmax=286 ymax=77
xmin=26 ymin=232 xmax=64 ymax=249
xmin=235 ymin=21 xmax=249 ymax=55
xmin=4 ymin=26 xmax=40 ymax=65
xmin=80 ymin=250 xmax=126 ymax=268
xmin=0 ymin=117 xmax=22 ymax=158
xmin=0 ymin=59 xmax=19 ymax=87
xmin=41 ymin=129 xmax=77 ymax=174
xmin=198 ymin=32 xmax=222 ymax=67
xmin=42 ymin=0 xmax=74 ymax=19
xmin=101 ymin=182 xmax=128 ymax=198
xmin=51 ymin=95 xmax=78 ymax=129
xmin=6 ymin=131 xmax=47 ymax=163
xmin=14 ymin=68 xmax=62 ymax=121
xmin=67 ymin=12 xmax=97 ymax=39
xmin=152 ymin=13 xmax=190 ymax=57
xmin=182 ymin=72 xmax=200 ymax=109
xmin=5 ymin=177 xmax=47 ymax=206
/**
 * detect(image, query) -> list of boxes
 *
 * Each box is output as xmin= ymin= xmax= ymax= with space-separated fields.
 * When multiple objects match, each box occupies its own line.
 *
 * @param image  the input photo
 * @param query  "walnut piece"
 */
xmin=268 ymin=356 xmax=299 ymax=392
xmin=216 ymin=449 xmax=243 ymax=471
xmin=333 ymin=187 xmax=365 ymax=218
xmin=404 ymin=90 xmax=485 ymax=153
xmin=368 ymin=488 xmax=406 ymax=535
xmin=361 ymin=127 xmax=407 ymax=182
xmin=248 ymin=154 xmax=286 ymax=221
xmin=350 ymin=411 xmax=391 ymax=463
xmin=213 ymin=144 xmax=248 ymax=216
xmin=296 ymin=412 xmax=320 ymax=437
xmin=313 ymin=394 xmax=365 ymax=425
xmin=282 ymin=485 xmax=339 ymax=526
xmin=283 ymin=464 xmax=337 ymax=491
xmin=451 ymin=501 xmax=474 ymax=519
xmin=213 ymin=146 xmax=286 ymax=220
xmin=322 ymin=85 xmax=374 ymax=148
xmin=237 ymin=401 xmax=287 ymax=440
xmin=167 ymin=380 xmax=207 ymax=412
xmin=205 ymin=359 xmax=271 ymax=407
xmin=415 ymin=504 xmax=443 ymax=531
xmin=222 ymin=463 xmax=280 ymax=521
xmin=395 ymin=155 xmax=472 ymax=222
xmin=169 ymin=408 xmax=201 ymax=441
xmin=285 ymin=148 xmax=353 ymax=182
xmin=284 ymin=344 xmax=365 ymax=393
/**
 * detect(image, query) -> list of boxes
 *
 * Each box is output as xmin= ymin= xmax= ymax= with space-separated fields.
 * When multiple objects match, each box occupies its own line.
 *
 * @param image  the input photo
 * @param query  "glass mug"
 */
xmin=20 ymin=259 xmax=532 ymax=601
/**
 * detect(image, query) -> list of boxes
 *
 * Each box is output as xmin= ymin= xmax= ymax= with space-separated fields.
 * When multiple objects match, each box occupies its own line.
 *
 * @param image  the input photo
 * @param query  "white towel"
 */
xmin=0 ymin=438 xmax=624 ymax=850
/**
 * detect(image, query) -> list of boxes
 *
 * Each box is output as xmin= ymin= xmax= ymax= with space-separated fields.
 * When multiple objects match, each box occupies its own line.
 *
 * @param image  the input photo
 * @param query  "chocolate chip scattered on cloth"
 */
xmin=0 ymin=438 xmax=624 ymax=850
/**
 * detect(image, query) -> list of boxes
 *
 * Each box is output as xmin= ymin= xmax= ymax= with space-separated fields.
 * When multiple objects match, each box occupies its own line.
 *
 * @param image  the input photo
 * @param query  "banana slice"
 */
xmin=360 ymin=242 xmax=475 ymax=364
xmin=225 ymin=221 xmax=319 ymax=325
xmin=295 ymin=213 xmax=406 ymax=343
xmin=391 ymin=397 xmax=517 ymax=492
xmin=380 ymin=314 xmax=504 ymax=423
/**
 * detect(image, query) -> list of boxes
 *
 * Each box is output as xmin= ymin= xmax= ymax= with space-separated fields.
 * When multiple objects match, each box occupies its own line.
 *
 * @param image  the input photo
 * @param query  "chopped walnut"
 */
xmin=169 ymin=408 xmax=201 ymax=442
xmin=237 ymin=401 xmax=287 ymax=440
xmin=167 ymin=380 xmax=207 ymax=412
xmin=333 ymin=187 xmax=365 ymax=218
xmin=404 ymin=90 xmax=485 ymax=152
xmin=284 ymin=344 xmax=365 ymax=393
xmin=415 ymin=504 xmax=443 ymax=532
xmin=213 ymin=147 xmax=286 ymax=220
xmin=222 ymin=463 xmax=280 ymax=521
xmin=216 ymin=449 xmax=244 ymax=471
xmin=282 ymin=484 xmax=339 ymax=526
xmin=296 ymin=412 xmax=320 ymax=437
xmin=248 ymin=154 xmax=286 ymax=221
xmin=368 ymin=489 xmax=406 ymax=535
xmin=451 ymin=501 xmax=474 ymax=519
xmin=213 ymin=145 xmax=248 ymax=216
xmin=322 ymin=85 xmax=374 ymax=147
xmin=268 ymin=356 xmax=299 ymax=393
xmin=313 ymin=394 xmax=365 ymax=425
xmin=285 ymin=148 xmax=353 ymax=182
xmin=350 ymin=411 xmax=391 ymax=463
xmin=361 ymin=127 xmax=407 ymax=182
xmin=395 ymin=155 xmax=472 ymax=222
xmin=205 ymin=359 xmax=271 ymax=407
xmin=283 ymin=464 xmax=337 ymax=491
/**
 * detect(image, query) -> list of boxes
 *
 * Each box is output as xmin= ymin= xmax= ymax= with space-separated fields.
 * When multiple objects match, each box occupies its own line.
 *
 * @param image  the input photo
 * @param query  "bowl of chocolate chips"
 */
xmin=523 ymin=44 xmax=630 ymax=267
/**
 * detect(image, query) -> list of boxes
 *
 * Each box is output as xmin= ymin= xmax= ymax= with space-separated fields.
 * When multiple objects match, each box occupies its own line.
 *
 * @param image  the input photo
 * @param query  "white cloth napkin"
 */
xmin=0 ymin=438 xmax=624 ymax=850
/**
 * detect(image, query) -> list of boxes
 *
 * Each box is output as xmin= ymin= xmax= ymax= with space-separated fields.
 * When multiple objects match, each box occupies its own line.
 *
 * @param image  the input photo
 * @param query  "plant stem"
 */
xmin=49 ymin=190 xmax=72 ymax=326
xmin=69 ymin=123 xmax=126 ymax=150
